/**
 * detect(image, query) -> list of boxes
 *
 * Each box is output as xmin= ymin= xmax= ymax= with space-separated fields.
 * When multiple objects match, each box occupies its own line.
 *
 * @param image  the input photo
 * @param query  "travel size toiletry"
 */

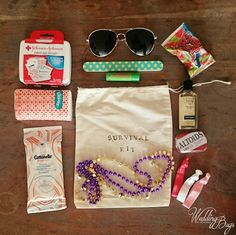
xmin=23 ymin=126 xmax=67 ymax=214
xmin=179 ymin=80 xmax=198 ymax=130
xmin=106 ymin=72 xmax=140 ymax=82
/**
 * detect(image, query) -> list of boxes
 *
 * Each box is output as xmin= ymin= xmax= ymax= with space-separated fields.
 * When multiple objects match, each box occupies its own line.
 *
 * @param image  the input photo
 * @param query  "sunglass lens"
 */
xmin=126 ymin=29 xmax=155 ymax=56
xmin=89 ymin=30 xmax=117 ymax=57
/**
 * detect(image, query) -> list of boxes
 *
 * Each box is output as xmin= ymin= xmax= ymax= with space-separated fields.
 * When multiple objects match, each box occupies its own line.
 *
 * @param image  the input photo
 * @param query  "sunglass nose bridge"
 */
xmin=117 ymin=33 xmax=126 ymax=41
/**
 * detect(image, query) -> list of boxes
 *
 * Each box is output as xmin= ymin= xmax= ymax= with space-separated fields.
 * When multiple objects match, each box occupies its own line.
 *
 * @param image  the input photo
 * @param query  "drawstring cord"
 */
xmin=168 ymin=80 xmax=231 ymax=93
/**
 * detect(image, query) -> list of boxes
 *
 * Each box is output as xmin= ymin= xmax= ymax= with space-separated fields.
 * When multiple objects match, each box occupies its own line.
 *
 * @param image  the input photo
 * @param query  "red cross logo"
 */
xmin=25 ymin=45 xmax=31 ymax=51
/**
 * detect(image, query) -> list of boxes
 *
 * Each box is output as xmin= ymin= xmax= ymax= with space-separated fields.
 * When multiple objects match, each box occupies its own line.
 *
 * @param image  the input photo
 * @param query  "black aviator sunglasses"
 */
xmin=86 ymin=28 xmax=157 ymax=57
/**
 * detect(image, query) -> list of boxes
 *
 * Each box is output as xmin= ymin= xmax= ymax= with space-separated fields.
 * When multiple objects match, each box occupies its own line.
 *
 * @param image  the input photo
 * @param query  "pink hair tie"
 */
xmin=177 ymin=169 xmax=203 ymax=203
xmin=183 ymin=173 xmax=211 ymax=209
xmin=172 ymin=157 xmax=190 ymax=197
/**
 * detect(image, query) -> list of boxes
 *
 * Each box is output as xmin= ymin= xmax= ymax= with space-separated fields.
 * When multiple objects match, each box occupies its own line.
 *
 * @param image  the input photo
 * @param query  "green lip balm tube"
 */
xmin=106 ymin=72 xmax=140 ymax=82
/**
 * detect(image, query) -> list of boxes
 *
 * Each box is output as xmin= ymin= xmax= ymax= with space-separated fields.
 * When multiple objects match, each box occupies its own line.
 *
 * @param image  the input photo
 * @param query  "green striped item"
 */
xmin=83 ymin=61 xmax=164 ymax=72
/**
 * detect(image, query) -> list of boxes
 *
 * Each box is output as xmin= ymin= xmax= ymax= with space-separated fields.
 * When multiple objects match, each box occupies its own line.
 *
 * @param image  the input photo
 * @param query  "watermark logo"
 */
xmin=188 ymin=207 xmax=235 ymax=234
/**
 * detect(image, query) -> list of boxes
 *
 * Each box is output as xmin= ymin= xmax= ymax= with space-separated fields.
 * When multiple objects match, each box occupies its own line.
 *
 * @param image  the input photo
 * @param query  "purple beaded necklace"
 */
xmin=76 ymin=151 xmax=174 ymax=205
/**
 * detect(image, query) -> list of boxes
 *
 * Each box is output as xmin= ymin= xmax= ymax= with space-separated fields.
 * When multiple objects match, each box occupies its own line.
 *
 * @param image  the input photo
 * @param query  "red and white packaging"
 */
xmin=14 ymin=89 xmax=72 ymax=121
xmin=175 ymin=131 xmax=207 ymax=153
xmin=19 ymin=30 xmax=71 ymax=86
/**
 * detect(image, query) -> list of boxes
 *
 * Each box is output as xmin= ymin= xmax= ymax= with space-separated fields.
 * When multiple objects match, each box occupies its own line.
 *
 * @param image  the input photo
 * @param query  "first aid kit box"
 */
xmin=19 ymin=30 xmax=71 ymax=86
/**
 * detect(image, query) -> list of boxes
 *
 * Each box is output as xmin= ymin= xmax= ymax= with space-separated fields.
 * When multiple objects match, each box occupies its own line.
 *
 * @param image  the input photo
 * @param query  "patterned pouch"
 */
xmin=14 ymin=89 xmax=72 ymax=121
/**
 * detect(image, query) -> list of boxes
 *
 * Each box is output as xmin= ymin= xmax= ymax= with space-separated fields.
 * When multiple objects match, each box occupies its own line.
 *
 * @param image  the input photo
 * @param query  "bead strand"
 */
xmin=76 ymin=151 xmax=174 ymax=205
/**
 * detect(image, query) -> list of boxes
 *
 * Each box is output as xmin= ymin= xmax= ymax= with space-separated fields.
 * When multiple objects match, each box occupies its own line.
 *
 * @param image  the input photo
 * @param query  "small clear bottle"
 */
xmin=179 ymin=80 xmax=198 ymax=130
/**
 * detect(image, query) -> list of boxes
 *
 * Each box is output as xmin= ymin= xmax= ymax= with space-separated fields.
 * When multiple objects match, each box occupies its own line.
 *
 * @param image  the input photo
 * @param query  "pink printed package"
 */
xmin=14 ymin=89 xmax=72 ymax=121
xmin=23 ymin=126 xmax=67 ymax=214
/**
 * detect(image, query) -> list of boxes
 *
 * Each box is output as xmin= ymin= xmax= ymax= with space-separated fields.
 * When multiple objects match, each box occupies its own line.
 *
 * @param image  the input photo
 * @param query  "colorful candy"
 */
xmin=162 ymin=23 xmax=215 ymax=78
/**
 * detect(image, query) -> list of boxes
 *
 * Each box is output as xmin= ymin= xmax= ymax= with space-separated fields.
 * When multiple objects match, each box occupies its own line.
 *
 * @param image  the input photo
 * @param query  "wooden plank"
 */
xmin=0 ymin=0 xmax=235 ymax=234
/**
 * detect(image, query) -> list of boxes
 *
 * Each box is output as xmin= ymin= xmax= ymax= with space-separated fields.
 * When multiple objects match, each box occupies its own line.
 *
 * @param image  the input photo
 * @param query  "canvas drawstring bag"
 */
xmin=74 ymin=85 xmax=173 ymax=208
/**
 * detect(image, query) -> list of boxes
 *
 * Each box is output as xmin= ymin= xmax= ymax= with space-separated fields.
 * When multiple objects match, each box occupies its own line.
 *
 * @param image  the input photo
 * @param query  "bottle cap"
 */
xmin=183 ymin=80 xmax=193 ymax=90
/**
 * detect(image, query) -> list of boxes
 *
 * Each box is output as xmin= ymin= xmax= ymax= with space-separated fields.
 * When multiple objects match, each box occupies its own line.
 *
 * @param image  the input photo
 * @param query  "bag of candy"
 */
xmin=162 ymin=23 xmax=215 ymax=78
